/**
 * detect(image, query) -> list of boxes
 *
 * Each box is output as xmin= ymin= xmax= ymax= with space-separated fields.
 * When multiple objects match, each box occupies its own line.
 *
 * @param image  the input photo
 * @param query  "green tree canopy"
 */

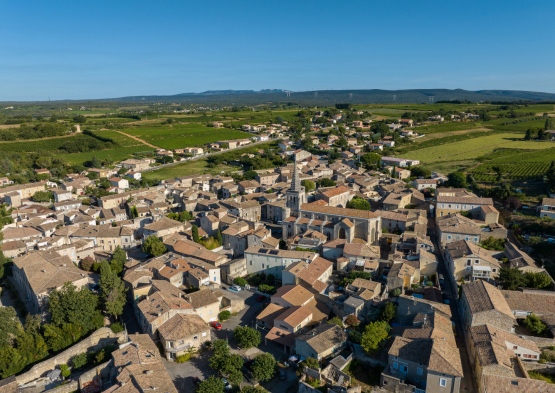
xmin=524 ymin=314 xmax=547 ymax=334
xmin=233 ymin=326 xmax=261 ymax=349
xmin=316 ymin=178 xmax=336 ymax=188
xmin=0 ymin=307 xmax=21 ymax=347
xmin=48 ymin=282 xmax=101 ymax=333
xmin=410 ymin=166 xmax=432 ymax=178
xmin=110 ymin=246 xmax=126 ymax=274
xmin=99 ymin=260 xmax=127 ymax=319
xmin=447 ymin=172 xmax=467 ymax=188
xmin=360 ymin=153 xmax=381 ymax=167
xmin=196 ymin=376 xmax=225 ymax=393
xmin=251 ymin=353 xmax=276 ymax=382
xmin=192 ymin=225 xmax=200 ymax=243
xmin=178 ymin=211 xmax=193 ymax=222
xmin=142 ymin=235 xmax=167 ymax=256
xmin=327 ymin=316 xmax=343 ymax=328
xmin=346 ymin=196 xmax=372 ymax=211
xmin=498 ymin=267 xmax=526 ymax=290
xmin=361 ymin=321 xmax=390 ymax=354
xmin=301 ymin=179 xmax=315 ymax=193
xmin=380 ymin=302 xmax=397 ymax=323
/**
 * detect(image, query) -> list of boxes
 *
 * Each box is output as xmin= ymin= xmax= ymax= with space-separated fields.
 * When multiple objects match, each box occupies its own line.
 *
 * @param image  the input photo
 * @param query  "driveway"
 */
xmin=163 ymin=351 xmax=215 ymax=392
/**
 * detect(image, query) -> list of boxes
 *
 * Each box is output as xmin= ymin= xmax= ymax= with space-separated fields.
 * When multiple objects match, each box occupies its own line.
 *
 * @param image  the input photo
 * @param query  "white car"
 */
xmin=232 ymin=285 xmax=242 ymax=292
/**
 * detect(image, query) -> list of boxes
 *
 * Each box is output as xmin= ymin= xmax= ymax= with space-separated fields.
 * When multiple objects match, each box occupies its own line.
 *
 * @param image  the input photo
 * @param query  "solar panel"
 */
xmin=258 ymin=249 xmax=269 ymax=254
xmin=269 ymin=250 xmax=279 ymax=255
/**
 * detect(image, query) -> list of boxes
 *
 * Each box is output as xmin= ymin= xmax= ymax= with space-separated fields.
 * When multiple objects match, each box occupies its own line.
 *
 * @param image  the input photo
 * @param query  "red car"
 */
xmin=257 ymin=295 xmax=265 ymax=302
xmin=211 ymin=321 xmax=222 ymax=330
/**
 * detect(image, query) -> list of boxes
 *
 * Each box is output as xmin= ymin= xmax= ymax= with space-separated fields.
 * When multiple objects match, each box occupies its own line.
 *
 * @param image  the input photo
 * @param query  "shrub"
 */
xmin=348 ymin=330 xmax=362 ymax=344
xmin=391 ymin=288 xmax=401 ymax=297
xmin=258 ymin=284 xmax=275 ymax=294
xmin=426 ymin=281 xmax=433 ymax=286
xmin=80 ymin=256 xmax=94 ymax=271
xmin=176 ymin=353 xmax=193 ymax=363
xmin=411 ymin=284 xmax=419 ymax=289
xmin=345 ymin=315 xmax=360 ymax=327
xmin=72 ymin=353 xmax=88 ymax=369
xmin=110 ymin=322 xmax=124 ymax=333
xmin=59 ymin=364 xmax=70 ymax=378
xmin=524 ymin=314 xmax=548 ymax=335
xmin=219 ymin=310 xmax=231 ymax=321
xmin=233 ymin=277 xmax=247 ymax=287
xmin=327 ymin=317 xmax=343 ymax=328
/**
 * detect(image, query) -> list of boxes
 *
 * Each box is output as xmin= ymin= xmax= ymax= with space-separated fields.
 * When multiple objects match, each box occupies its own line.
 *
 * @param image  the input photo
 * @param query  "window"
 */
xmin=262 ymin=264 xmax=265 ymax=269
xmin=439 ymin=378 xmax=447 ymax=387
xmin=513 ymin=346 xmax=518 ymax=349
xmin=210 ymin=310 xmax=212 ymax=315
xmin=466 ymin=259 xmax=471 ymax=266
xmin=393 ymin=362 xmax=398 ymax=369
xmin=447 ymin=235 xmax=451 ymax=240
xmin=417 ymin=367 xmax=423 ymax=375
xmin=492 ymin=268 xmax=497 ymax=273
xmin=250 ymin=261 xmax=252 ymax=265
xmin=399 ymin=365 xmax=408 ymax=373
xmin=474 ymin=237 xmax=478 ymax=242
xmin=475 ymin=259 xmax=480 ymax=264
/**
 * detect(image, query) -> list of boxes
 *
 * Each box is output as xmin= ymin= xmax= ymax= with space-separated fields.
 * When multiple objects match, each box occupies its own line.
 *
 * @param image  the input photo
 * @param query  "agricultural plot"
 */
xmin=141 ymin=159 xmax=235 ymax=181
xmin=0 ymin=137 xmax=74 ymax=152
xmin=61 ymin=146 xmax=155 ymax=166
xmin=121 ymin=123 xmax=252 ymax=150
xmin=412 ymin=121 xmax=483 ymax=134
xmin=404 ymin=133 xmax=554 ymax=163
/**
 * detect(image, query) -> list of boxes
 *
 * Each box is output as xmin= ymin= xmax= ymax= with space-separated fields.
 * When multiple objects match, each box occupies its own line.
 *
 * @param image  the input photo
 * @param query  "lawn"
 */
xmin=404 ymin=133 xmax=555 ymax=163
xmin=141 ymin=158 xmax=236 ymax=181
xmin=121 ymin=123 xmax=252 ymax=150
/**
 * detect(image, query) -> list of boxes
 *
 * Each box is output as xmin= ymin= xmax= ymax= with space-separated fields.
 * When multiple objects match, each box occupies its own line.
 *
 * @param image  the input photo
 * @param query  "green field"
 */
xmin=61 ymin=146 xmax=155 ymax=165
xmin=122 ymin=123 xmax=252 ymax=150
xmin=141 ymin=158 xmax=235 ymax=181
xmin=404 ymin=133 xmax=554 ymax=163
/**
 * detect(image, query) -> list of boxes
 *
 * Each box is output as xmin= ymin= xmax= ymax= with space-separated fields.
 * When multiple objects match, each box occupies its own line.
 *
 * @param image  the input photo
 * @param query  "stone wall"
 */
xmin=78 ymin=360 xmax=112 ymax=390
xmin=16 ymin=328 xmax=125 ymax=385
xmin=522 ymin=361 xmax=555 ymax=374
xmin=47 ymin=381 xmax=79 ymax=393
xmin=518 ymin=335 xmax=555 ymax=349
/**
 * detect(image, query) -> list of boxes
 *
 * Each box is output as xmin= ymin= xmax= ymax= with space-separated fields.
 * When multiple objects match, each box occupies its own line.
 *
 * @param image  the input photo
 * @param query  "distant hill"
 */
xmin=109 ymin=88 xmax=555 ymax=105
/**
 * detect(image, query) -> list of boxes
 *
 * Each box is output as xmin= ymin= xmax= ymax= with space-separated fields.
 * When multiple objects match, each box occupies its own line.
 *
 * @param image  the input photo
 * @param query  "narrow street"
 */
xmin=428 ymin=218 xmax=478 ymax=393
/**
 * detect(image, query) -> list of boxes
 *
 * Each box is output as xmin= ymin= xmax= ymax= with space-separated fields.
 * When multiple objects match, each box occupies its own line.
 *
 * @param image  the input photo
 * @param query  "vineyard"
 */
xmin=473 ymin=162 xmax=551 ymax=182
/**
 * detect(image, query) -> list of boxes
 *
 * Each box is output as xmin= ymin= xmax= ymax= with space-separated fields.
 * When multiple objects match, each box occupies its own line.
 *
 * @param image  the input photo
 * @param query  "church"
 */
xmin=282 ymin=161 xmax=381 ymax=245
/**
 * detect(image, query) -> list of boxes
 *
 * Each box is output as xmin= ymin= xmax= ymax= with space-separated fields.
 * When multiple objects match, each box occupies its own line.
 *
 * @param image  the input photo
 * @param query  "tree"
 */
xmin=48 ymin=282 xmax=101 ymax=333
xmin=546 ymin=161 xmax=555 ymax=193
xmin=525 ymin=272 xmax=552 ymax=289
xmin=243 ymin=170 xmax=258 ymax=180
xmin=410 ymin=166 xmax=432 ymax=178
xmin=32 ymin=190 xmax=53 ymax=202
xmin=390 ymin=288 xmax=401 ymax=297
xmin=209 ymin=340 xmax=244 ymax=385
xmin=91 ymin=155 xmax=101 ymax=168
xmin=498 ymin=268 xmax=526 ymax=290
xmin=216 ymin=229 xmax=222 ymax=246
xmin=233 ymin=326 xmax=261 ymax=349
xmin=316 ymin=178 xmax=336 ymax=188
xmin=178 ymin=210 xmax=193 ymax=222
xmin=360 ymin=153 xmax=381 ymax=167
xmin=301 ymin=180 xmax=315 ymax=193
xmin=80 ymin=256 xmax=95 ymax=271
xmin=380 ymin=302 xmax=397 ymax=323
xmin=0 ymin=307 xmax=20 ymax=348
xmin=346 ymin=196 xmax=372 ymax=211
xmin=130 ymin=206 xmax=138 ymax=218
xmin=480 ymin=237 xmax=506 ymax=251
xmin=525 ymin=129 xmax=532 ymax=140
xmin=301 ymin=356 xmax=319 ymax=370
xmin=233 ymin=277 xmax=247 ymax=287
xmin=196 ymin=376 xmax=225 ymax=393
xmin=72 ymin=353 xmax=88 ymax=369
xmin=99 ymin=261 xmax=127 ymax=319
xmin=251 ymin=353 xmax=276 ymax=382
xmin=447 ymin=172 xmax=467 ymax=188
xmin=301 ymin=136 xmax=313 ymax=150
xmin=361 ymin=321 xmax=391 ymax=354
xmin=327 ymin=317 xmax=343 ymax=328
xmin=142 ymin=235 xmax=167 ymax=256
xmin=192 ymin=225 xmax=200 ymax=243
xmin=110 ymin=246 xmax=126 ymax=274
xmin=504 ymin=196 xmax=522 ymax=211
xmin=524 ymin=314 xmax=547 ymax=334
xmin=24 ymin=313 xmax=42 ymax=335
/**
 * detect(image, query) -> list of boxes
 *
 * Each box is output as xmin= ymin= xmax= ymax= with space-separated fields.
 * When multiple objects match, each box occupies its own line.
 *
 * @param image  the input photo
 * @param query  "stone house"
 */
xmin=295 ymin=324 xmax=348 ymax=361
xmin=315 ymin=186 xmax=353 ymax=208
xmin=12 ymin=250 xmax=96 ymax=314
xmin=381 ymin=337 xmax=463 ymax=393
xmin=183 ymin=289 xmax=220 ymax=323
xmin=142 ymin=217 xmax=185 ymax=241
xmin=444 ymin=240 xmax=501 ymax=283
xmin=158 ymin=313 xmax=210 ymax=361
xmin=460 ymin=280 xmax=516 ymax=333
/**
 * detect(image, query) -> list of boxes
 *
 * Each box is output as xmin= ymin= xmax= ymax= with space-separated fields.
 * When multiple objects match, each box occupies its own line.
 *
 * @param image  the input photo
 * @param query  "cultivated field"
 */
xmin=122 ymin=123 xmax=252 ymax=150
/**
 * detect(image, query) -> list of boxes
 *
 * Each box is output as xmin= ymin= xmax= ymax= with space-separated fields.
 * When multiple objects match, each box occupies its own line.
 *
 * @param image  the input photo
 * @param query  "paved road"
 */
xmin=428 ymin=217 xmax=478 ymax=393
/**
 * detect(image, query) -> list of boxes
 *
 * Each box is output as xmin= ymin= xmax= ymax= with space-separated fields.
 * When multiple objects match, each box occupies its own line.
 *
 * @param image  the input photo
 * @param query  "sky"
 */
xmin=2 ymin=0 xmax=555 ymax=101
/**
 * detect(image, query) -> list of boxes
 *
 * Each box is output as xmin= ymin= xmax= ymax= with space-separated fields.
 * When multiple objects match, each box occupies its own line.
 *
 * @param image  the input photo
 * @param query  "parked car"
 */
xmin=438 ymin=274 xmax=445 ymax=286
xmin=211 ymin=321 xmax=222 ymax=330
xmin=279 ymin=369 xmax=287 ymax=381
xmin=232 ymin=285 xmax=242 ymax=292
xmin=257 ymin=295 xmax=265 ymax=302
xmin=548 ymin=238 xmax=555 ymax=244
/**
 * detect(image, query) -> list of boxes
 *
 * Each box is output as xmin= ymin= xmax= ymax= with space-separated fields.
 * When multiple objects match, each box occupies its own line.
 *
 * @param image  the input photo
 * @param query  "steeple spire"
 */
xmin=291 ymin=160 xmax=301 ymax=191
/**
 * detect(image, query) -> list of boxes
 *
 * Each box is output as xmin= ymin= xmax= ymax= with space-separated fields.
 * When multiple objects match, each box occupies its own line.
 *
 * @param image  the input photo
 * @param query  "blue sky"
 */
xmin=2 ymin=0 xmax=555 ymax=100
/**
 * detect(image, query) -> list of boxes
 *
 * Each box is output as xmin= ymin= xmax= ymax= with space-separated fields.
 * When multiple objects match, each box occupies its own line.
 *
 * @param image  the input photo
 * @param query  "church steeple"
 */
xmin=291 ymin=161 xmax=302 ymax=192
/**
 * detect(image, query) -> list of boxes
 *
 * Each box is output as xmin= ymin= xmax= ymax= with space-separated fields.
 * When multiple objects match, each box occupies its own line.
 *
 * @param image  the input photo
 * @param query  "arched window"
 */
xmin=339 ymin=228 xmax=346 ymax=239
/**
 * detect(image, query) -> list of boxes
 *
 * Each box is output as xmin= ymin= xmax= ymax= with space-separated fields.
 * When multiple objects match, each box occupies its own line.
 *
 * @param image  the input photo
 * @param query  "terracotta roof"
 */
xmin=295 ymin=256 xmax=333 ymax=285
xmin=256 ymin=303 xmax=285 ymax=325
xmin=144 ymin=217 xmax=184 ymax=232
xmin=482 ymin=374 xmax=555 ymax=393
xmin=271 ymin=284 xmax=314 ymax=306
xmin=183 ymin=288 xmax=219 ymax=309
xmin=300 ymin=203 xmax=377 ymax=219
xmin=349 ymin=278 xmax=380 ymax=292
xmin=321 ymin=186 xmax=351 ymax=198
xmin=137 ymin=291 xmax=193 ymax=323
xmin=275 ymin=306 xmax=312 ymax=327
xmin=157 ymin=313 xmax=209 ymax=341
xmin=500 ymin=289 xmax=555 ymax=315
xmin=265 ymin=327 xmax=298 ymax=347
xmin=437 ymin=196 xmax=493 ymax=205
